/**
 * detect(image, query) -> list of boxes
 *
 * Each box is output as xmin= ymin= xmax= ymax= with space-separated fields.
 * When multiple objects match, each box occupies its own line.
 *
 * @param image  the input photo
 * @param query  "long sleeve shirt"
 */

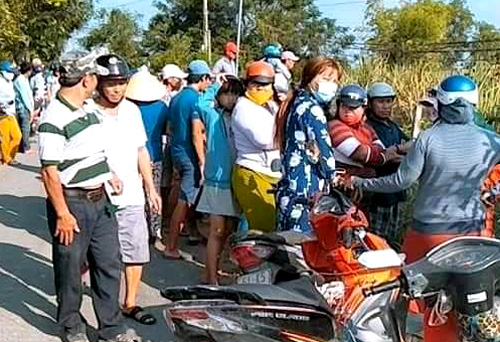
xmin=14 ymin=74 xmax=35 ymax=113
xmin=232 ymin=96 xmax=281 ymax=178
xmin=354 ymin=118 xmax=500 ymax=235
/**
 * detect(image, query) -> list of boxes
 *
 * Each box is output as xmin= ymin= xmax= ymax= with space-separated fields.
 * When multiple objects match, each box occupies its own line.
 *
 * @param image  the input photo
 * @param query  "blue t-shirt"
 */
xmin=192 ymin=84 xmax=234 ymax=188
xmin=133 ymin=100 xmax=169 ymax=163
xmin=169 ymin=86 xmax=200 ymax=162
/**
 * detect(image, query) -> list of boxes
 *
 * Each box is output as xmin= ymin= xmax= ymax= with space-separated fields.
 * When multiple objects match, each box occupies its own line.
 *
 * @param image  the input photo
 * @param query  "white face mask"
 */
xmin=316 ymin=81 xmax=338 ymax=104
xmin=1 ymin=71 xmax=14 ymax=81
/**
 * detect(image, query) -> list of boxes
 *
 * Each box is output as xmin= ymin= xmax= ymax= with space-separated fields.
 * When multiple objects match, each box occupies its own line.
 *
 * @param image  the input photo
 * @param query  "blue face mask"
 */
xmin=314 ymin=82 xmax=338 ymax=104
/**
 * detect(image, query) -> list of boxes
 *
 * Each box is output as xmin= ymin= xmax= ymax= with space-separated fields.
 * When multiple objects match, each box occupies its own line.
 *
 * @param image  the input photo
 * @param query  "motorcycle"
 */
xmin=230 ymin=189 xmax=421 ymax=342
xmin=364 ymin=236 xmax=500 ymax=342
xmin=161 ymin=275 xmax=338 ymax=342
xmin=161 ymin=190 xmax=420 ymax=342
xmin=161 ymin=236 xmax=500 ymax=342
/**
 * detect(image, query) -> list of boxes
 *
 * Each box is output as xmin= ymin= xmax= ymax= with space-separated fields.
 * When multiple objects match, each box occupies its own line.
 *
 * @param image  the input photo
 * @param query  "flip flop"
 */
xmin=162 ymin=249 xmax=183 ymax=260
xmin=123 ymin=306 xmax=156 ymax=325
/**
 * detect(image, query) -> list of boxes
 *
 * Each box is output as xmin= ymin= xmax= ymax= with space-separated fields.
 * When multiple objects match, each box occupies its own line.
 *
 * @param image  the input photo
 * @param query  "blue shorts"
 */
xmin=172 ymin=154 xmax=201 ymax=205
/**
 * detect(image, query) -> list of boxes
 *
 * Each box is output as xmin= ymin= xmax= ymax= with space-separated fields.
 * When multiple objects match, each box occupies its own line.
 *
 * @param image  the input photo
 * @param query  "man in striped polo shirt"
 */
xmin=39 ymin=50 xmax=143 ymax=342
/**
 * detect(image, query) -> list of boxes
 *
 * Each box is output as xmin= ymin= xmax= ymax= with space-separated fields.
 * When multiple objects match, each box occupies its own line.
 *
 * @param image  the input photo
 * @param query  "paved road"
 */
xmin=0 ymin=145 xmax=206 ymax=342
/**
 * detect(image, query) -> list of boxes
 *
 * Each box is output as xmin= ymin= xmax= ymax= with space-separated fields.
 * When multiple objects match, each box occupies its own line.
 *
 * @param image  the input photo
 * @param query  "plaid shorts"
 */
xmin=368 ymin=202 xmax=403 ymax=248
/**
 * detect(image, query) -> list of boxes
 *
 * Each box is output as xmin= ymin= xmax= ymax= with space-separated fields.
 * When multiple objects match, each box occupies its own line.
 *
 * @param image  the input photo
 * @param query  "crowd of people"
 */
xmin=0 ymin=39 xmax=498 ymax=342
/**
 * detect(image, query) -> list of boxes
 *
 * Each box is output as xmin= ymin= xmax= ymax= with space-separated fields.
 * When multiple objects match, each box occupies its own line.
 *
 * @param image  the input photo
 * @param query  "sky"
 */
xmin=68 ymin=0 xmax=500 ymax=51
xmin=97 ymin=0 xmax=500 ymax=29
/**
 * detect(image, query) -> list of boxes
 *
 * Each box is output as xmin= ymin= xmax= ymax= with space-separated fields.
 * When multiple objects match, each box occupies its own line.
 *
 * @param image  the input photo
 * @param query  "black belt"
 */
xmin=63 ymin=186 xmax=105 ymax=202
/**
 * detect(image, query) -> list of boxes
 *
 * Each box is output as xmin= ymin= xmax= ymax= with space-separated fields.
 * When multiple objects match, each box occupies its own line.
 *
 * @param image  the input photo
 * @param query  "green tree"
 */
xmin=365 ymin=0 xmax=474 ymax=65
xmin=142 ymin=0 xmax=353 ymax=72
xmin=470 ymin=22 xmax=500 ymax=65
xmin=0 ymin=0 xmax=93 ymax=62
xmin=81 ymin=8 xmax=144 ymax=67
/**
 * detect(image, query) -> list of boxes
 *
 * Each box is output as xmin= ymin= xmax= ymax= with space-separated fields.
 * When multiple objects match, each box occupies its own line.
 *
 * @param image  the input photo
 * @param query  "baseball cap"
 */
xmin=225 ymin=42 xmax=238 ymax=54
xmin=59 ymin=49 xmax=105 ymax=82
xmin=0 ymin=61 xmax=16 ymax=73
xmin=188 ymin=60 xmax=211 ymax=76
xmin=419 ymin=95 xmax=438 ymax=110
xmin=281 ymin=51 xmax=300 ymax=62
xmin=162 ymin=64 xmax=188 ymax=80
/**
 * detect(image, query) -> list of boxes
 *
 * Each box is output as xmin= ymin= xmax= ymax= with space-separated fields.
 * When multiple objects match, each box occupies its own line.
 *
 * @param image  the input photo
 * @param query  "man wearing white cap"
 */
xmin=274 ymin=50 xmax=300 ymax=100
xmin=161 ymin=64 xmax=188 ymax=106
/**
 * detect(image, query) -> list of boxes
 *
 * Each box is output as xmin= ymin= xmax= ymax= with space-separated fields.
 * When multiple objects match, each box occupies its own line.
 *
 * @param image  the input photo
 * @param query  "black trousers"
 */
xmin=16 ymin=107 xmax=30 ymax=152
xmin=46 ymin=191 xmax=125 ymax=340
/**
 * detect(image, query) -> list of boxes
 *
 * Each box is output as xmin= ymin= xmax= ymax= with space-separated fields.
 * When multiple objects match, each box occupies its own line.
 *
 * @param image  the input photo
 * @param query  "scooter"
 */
xmin=161 ymin=237 xmax=500 ymax=342
xmin=364 ymin=236 xmax=500 ymax=342
xmin=161 ymin=275 xmax=338 ymax=342
xmin=230 ymin=189 xmax=421 ymax=342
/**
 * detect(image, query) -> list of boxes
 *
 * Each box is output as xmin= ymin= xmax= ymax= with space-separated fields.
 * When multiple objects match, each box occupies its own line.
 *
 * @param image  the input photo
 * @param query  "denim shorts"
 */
xmin=172 ymin=154 xmax=201 ymax=205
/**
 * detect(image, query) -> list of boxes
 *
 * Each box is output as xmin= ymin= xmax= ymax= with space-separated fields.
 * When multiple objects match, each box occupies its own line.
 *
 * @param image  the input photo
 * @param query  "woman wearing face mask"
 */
xmin=274 ymin=56 xmax=341 ymax=233
xmin=329 ymin=85 xmax=401 ymax=179
xmin=231 ymin=61 xmax=281 ymax=233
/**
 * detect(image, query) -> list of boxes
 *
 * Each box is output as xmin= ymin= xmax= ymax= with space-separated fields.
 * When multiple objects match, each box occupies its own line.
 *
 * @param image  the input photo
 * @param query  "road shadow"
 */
xmin=0 ymin=195 xmax=51 ymax=243
xmin=9 ymin=162 xmax=41 ymax=175
xmin=0 ymin=243 xmax=59 ymax=338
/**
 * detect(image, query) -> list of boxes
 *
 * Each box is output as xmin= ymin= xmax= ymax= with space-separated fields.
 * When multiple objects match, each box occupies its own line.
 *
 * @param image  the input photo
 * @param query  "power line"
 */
xmin=319 ymin=1 xmax=366 ymax=7
xmin=114 ymin=0 xmax=147 ymax=8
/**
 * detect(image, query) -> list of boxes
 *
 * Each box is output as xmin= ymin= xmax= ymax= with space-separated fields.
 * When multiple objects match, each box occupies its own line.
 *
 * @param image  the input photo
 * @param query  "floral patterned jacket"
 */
xmin=277 ymin=89 xmax=336 ymax=233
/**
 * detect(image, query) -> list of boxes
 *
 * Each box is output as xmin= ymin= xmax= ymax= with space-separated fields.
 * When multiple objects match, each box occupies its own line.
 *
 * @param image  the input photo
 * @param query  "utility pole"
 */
xmin=203 ymin=0 xmax=210 ymax=62
xmin=236 ymin=0 xmax=243 ymax=74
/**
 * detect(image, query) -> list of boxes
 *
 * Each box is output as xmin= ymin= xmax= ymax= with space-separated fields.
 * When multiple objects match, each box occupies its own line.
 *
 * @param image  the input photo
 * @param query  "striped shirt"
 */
xmin=38 ymin=93 xmax=112 ymax=188
xmin=329 ymin=119 xmax=384 ymax=168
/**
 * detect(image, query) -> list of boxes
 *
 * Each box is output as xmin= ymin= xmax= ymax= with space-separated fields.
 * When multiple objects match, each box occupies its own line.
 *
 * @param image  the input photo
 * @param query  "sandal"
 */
xmin=123 ymin=306 xmax=156 ymax=325
xmin=162 ymin=249 xmax=183 ymax=260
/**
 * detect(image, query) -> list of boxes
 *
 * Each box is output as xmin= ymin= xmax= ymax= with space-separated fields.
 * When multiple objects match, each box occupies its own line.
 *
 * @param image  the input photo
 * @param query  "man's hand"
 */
xmin=481 ymin=190 xmax=496 ymax=209
xmin=108 ymin=173 xmax=123 ymax=196
xmin=55 ymin=212 xmax=80 ymax=245
xmin=216 ymin=73 xmax=228 ymax=85
xmin=384 ymin=146 xmax=403 ymax=163
xmin=147 ymin=187 xmax=162 ymax=214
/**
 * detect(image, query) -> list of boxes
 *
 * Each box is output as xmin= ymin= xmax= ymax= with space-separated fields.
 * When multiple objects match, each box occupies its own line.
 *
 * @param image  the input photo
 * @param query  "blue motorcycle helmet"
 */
xmin=262 ymin=43 xmax=283 ymax=60
xmin=436 ymin=75 xmax=478 ymax=106
xmin=337 ymin=84 xmax=368 ymax=108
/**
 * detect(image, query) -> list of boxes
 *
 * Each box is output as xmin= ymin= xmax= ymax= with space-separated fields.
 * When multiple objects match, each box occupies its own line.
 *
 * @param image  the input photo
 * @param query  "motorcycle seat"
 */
xmin=232 ymin=233 xmax=290 ymax=246
xmin=228 ymin=276 xmax=332 ymax=314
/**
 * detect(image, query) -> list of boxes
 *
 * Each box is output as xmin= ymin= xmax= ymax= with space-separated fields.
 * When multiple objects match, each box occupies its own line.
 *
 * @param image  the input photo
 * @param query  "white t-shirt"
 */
xmin=0 ymin=75 xmax=16 ymax=116
xmin=231 ymin=97 xmax=281 ymax=178
xmin=92 ymin=99 xmax=148 ymax=208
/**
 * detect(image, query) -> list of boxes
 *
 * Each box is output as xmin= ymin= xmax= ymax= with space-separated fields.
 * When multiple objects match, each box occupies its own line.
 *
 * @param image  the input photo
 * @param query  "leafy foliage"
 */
xmin=143 ymin=0 xmax=354 ymax=72
xmin=365 ymin=0 xmax=474 ymax=65
xmin=81 ymin=8 xmax=144 ymax=68
xmin=0 ymin=0 xmax=93 ymax=62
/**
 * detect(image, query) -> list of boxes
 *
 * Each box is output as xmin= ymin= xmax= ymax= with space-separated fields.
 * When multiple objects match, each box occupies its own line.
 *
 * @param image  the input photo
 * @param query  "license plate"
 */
xmin=237 ymin=268 xmax=273 ymax=284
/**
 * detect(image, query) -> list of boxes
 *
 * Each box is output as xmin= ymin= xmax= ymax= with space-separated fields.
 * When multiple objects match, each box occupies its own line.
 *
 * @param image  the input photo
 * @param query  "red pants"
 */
xmin=402 ymin=228 xmax=491 ymax=342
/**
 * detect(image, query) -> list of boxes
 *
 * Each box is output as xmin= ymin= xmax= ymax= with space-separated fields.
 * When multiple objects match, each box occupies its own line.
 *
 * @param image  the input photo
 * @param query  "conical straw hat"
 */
xmin=126 ymin=66 xmax=167 ymax=102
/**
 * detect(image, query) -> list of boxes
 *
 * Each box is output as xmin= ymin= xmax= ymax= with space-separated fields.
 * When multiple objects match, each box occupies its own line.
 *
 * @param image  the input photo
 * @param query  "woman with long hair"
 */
xmin=275 ymin=56 xmax=341 ymax=233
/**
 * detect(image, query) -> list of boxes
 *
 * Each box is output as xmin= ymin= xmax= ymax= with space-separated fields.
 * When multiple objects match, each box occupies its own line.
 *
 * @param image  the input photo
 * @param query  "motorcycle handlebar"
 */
xmin=363 ymin=279 xmax=402 ymax=297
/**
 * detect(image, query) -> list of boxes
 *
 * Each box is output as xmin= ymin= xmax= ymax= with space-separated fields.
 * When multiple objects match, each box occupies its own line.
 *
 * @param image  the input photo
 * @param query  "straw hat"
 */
xmin=126 ymin=66 xmax=167 ymax=102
